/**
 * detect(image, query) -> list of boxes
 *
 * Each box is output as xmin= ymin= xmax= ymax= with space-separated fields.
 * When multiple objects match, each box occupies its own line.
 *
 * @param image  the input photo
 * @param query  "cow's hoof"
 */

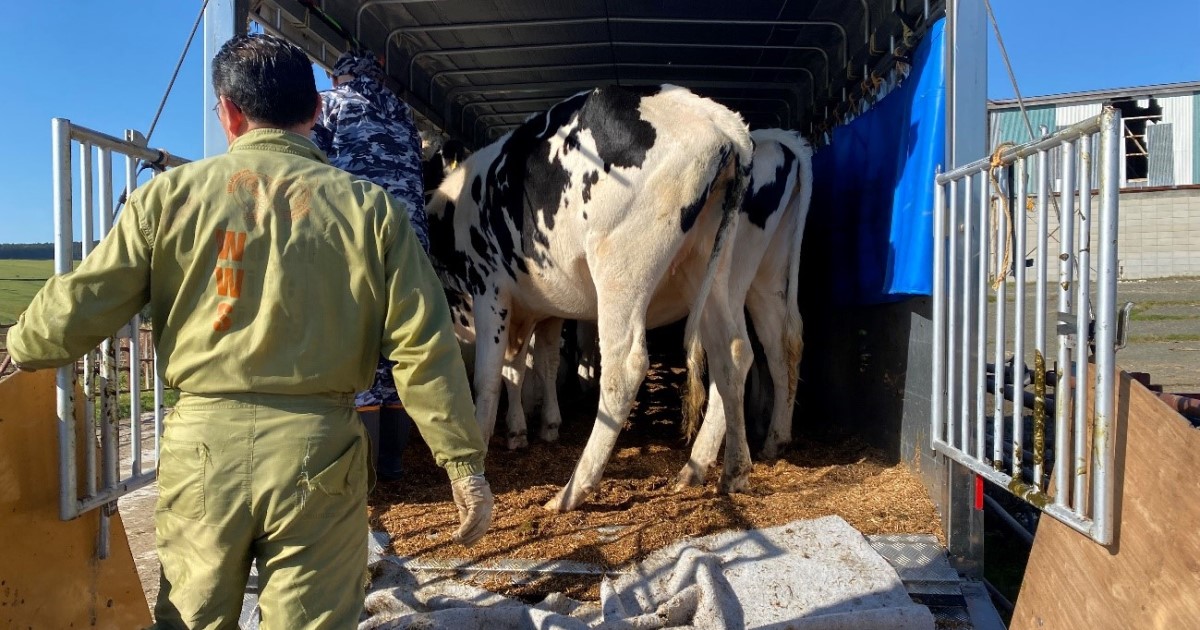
xmin=506 ymin=433 xmax=529 ymax=450
xmin=719 ymin=472 xmax=750 ymax=495
xmin=539 ymin=425 xmax=560 ymax=443
xmin=673 ymin=464 xmax=705 ymax=491
xmin=543 ymin=489 xmax=581 ymax=513
xmin=758 ymin=440 xmax=788 ymax=461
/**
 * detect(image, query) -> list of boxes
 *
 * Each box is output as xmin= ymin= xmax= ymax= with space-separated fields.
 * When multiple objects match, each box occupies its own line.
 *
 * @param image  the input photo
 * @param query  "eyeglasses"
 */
xmin=212 ymin=97 xmax=241 ymax=116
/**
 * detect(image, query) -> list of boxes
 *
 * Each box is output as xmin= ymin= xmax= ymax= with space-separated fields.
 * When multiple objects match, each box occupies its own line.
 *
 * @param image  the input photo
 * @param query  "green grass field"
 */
xmin=0 ymin=259 xmax=55 ymax=324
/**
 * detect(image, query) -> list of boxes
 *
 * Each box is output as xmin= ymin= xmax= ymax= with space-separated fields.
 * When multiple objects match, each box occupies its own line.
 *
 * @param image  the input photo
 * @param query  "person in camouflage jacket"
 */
xmin=312 ymin=49 xmax=429 ymax=481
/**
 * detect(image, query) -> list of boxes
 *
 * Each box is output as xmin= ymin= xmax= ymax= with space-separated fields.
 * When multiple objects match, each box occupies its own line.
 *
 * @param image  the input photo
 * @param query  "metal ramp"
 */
xmin=869 ymin=534 xmax=1005 ymax=630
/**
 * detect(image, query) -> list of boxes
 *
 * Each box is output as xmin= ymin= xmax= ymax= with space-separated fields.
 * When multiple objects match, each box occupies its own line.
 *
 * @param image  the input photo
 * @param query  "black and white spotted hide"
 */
xmin=424 ymin=84 xmax=755 ymax=512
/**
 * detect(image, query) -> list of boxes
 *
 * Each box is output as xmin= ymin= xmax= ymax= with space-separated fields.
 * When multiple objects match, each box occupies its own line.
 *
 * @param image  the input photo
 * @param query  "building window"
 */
xmin=1110 ymin=98 xmax=1163 ymax=185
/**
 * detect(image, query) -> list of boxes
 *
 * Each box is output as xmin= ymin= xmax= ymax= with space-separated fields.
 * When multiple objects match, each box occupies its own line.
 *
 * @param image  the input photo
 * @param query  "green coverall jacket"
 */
xmin=8 ymin=128 xmax=485 ymax=480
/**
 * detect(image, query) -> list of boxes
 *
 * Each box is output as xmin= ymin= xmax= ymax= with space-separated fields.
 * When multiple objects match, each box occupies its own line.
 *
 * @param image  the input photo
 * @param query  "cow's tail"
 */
xmin=682 ymin=126 xmax=754 ymax=441
xmin=774 ymin=130 xmax=815 ymax=403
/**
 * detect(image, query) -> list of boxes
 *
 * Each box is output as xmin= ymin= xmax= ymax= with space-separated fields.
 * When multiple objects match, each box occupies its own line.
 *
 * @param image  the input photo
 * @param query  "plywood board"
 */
xmin=0 ymin=370 xmax=151 ymax=629
xmin=1012 ymin=369 xmax=1200 ymax=629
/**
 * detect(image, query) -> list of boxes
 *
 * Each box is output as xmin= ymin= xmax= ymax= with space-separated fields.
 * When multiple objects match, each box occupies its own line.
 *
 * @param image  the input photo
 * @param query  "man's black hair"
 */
xmin=212 ymin=34 xmax=317 ymax=128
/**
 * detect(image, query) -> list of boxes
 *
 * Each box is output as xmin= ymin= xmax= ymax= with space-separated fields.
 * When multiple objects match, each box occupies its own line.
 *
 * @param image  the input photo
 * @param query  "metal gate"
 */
xmin=931 ymin=107 xmax=1121 ymax=545
xmin=50 ymin=118 xmax=189 ymax=557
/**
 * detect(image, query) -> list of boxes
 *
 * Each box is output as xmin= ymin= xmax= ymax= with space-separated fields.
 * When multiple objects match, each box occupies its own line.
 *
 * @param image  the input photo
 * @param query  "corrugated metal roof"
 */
xmin=988 ymin=80 xmax=1200 ymax=110
xmin=254 ymin=0 xmax=946 ymax=147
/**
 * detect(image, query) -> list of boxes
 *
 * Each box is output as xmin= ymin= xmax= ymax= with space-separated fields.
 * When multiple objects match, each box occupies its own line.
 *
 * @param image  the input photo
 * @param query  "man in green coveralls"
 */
xmin=6 ymin=34 xmax=492 ymax=628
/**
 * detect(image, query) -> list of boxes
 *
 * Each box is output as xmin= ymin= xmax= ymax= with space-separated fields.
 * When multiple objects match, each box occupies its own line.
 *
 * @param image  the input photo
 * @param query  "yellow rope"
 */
xmin=988 ymin=142 xmax=1016 ymax=291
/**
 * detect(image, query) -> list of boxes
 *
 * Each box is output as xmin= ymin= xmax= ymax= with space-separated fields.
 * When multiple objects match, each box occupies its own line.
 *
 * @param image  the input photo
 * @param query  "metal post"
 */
xmin=932 ymin=172 xmax=947 ymax=447
xmin=1012 ymin=157 xmax=1028 ymax=479
xmin=976 ymin=167 xmax=990 ymax=462
xmin=1054 ymin=139 xmax=1077 ymax=508
xmin=992 ymin=166 xmax=1008 ymax=471
xmin=52 ymin=118 xmax=78 ymax=522
xmin=1073 ymin=135 xmax=1093 ymax=516
xmin=1033 ymin=141 xmax=1050 ymax=490
xmin=125 ymin=146 xmax=142 ymax=478
xmin=80 ymin=143 xmax=98 ymax=499
xmin=1092 ymin=108 xmax=1121 ymax=545
xmin=204 ymin=0 xmax=248 ymax=157
xmin=98 ymin=146 xmax=118 ymax=559
xmin=960 ymin=173 xmax=974 ymax=453
xmin=946 ymin=0 xmax=988 ymax=573
xmin=947 ymin=178 xmax=959 ymax=449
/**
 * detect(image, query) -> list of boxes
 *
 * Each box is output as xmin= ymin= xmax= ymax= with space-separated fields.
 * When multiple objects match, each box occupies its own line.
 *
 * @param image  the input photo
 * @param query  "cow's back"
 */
xmin=427 ymin=84 xmax=752 ymax=323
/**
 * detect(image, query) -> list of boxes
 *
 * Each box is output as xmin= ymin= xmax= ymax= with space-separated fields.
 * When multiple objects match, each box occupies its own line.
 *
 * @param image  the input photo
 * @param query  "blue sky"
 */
xmin=0 ymin=1 xmax=1196 ymax=243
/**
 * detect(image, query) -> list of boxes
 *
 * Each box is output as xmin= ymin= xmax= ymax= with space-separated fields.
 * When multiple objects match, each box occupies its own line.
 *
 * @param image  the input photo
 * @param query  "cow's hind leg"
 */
xmin=500 ymin=321 xmax=536 ymax=450
xmin=674 ymin=378 xmax=726 ymax=489
xmin=544 ymin=305 xmax=650 ymax=512
xmin=746 ymin=286 xmax=796 ymax=460
xmin=532 ymin=318 xmax=566 ymax=442
xmin=700 ymin=289 xmax=754 ymax=493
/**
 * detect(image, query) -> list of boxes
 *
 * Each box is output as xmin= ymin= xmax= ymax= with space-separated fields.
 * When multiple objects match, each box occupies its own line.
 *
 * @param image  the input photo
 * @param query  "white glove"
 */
xmin=450 ymin=474 xmax=494 ymax=547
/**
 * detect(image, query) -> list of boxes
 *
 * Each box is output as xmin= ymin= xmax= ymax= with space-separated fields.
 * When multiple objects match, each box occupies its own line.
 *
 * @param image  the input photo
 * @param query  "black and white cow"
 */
xmin=511 ymin=129 xmax=813 ymax=470
xmin=425 ymin=84 xmax=755 ymax=512
xmin=423 ymin=139 xmax=469 ymax=203
xmin=681 ymin=128 xmax=813 ymax=477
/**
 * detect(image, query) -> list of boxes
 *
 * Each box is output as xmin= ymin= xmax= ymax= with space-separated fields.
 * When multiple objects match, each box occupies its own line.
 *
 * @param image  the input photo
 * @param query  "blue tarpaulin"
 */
xmin=806 ymin=18 xmax=945 ymax=306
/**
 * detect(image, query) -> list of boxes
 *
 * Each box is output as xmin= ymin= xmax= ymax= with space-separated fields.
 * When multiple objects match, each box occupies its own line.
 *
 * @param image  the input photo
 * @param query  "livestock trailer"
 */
xmin=9 ymin=0 xmax=1173 ymax=627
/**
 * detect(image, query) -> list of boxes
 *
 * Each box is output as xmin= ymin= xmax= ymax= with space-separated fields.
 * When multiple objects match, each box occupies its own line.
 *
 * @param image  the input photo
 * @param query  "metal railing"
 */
xmin=931 ymin=107 xmax=1121 ymax=545
xmin=51 ymin=118 xmax=189 ymax=557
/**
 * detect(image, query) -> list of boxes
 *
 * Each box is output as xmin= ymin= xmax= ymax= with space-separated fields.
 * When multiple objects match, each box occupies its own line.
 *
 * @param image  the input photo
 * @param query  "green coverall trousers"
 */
xmin=152 ymin=393 xmax=369 ymax=629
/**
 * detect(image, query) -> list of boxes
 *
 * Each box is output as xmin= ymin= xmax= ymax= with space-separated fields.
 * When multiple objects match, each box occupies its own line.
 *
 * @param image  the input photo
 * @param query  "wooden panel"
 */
xmin=0 ymin=370 xmax=151 ymax=629
xmin=1012 ymin=369 xmax=1200 ymax=629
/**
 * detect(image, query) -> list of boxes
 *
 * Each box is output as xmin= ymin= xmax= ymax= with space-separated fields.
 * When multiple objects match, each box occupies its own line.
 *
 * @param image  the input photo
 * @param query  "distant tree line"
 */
xmin=0 ymin=242 xmax=97 ymax=259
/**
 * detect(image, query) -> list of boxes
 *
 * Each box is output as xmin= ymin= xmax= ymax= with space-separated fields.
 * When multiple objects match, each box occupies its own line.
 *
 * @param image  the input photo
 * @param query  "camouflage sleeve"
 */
xmin=377 ymin=192 xmax=486 ymax=480
xmin=387 ymin=99 xmax=431 ymax=253
xmin=311 ymin=91 xmax=339 ymax=155
xmin=7 ymin=194 xmax=153 ymax=369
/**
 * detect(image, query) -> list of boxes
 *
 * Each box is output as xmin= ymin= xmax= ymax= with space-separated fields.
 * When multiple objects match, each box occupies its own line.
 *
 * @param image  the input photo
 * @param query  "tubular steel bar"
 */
xmin=98 ymin=145 xmax=118 ymax=557
xmin=960 ymin=173 xmax=974 ymax=452
xmin=936 ymin=115 xmax=1104 ymax=184
xmin=446 ymin=79 xmax=805 ymax=127
xmin=1012 ymin=156 xmax=1028 ymax=479
xmin=409 ymin=40 xmax=830 ymax=94
xmin=1092 ymin=107 xmax=1121 ymax=545
xmin=1033 ymin=139 xmax=1049 ymax=490
xmin=388 ymin=16 xmax=848 ymax=77
xmin=125 ymin=137 xmax=143 ymax=480
xmin=67 ymin=124 xmax=188 ymax=170
xmin=946 ymin=178 xmax=959 ymax=449
xmin=992 ymin=166 xmax=1007 ymax=471
xmin=430 ymin=62 xmax=816 ymax=106
xmin=932 ymin=166 xmax=947 ymax=447
xmin=1073 ymin=134 xmax=1093 ymax=515
xmin=1054 ymin=139 xmax=1077 ymax=510
xmin=80 ymin=143 xmax=98 ymax=499
xmin=932 ymin=111 xmax=1120 ymax=545
xmin=52 ymin=118 xmax=78 ymax=522
xmin=976 ymin=167 xmax=989 ymax=462
xmin=355 ymin=0 xmax=449 ymax=40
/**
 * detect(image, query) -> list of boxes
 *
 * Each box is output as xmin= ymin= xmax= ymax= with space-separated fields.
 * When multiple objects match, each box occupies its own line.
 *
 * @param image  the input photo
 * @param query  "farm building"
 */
xmin=990 ymin=81 xmax=1200 ymax=279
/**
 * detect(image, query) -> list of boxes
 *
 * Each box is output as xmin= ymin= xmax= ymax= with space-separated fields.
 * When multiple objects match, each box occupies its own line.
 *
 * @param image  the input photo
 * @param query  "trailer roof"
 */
xmin=253 ymin=0 xmax=944 ymax=148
